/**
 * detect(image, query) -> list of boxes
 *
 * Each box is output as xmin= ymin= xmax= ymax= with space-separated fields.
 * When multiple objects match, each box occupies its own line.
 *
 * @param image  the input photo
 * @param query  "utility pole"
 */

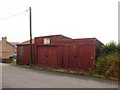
xmin=29 ymin=7 xmax=32 ymax=67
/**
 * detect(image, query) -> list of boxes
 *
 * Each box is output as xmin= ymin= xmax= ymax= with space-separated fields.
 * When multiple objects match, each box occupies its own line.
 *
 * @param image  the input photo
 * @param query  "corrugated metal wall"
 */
xmin=17 ymin=44 xmax=35 ymax=65
xmin=36 ymin=45 xmax=60 ymax=68
xmin=62 ymin=44 xmax=95 ymax=70
xmin=17 ymin=35 xmax=103 ymax=71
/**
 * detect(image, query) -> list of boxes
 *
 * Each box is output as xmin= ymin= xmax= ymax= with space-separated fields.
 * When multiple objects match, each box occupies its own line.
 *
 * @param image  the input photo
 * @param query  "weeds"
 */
xmin=95 ymin=41 xmax=119 ymax=79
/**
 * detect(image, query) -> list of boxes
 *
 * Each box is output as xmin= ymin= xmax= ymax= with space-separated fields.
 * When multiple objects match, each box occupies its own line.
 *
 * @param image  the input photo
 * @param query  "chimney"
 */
xmin=2 ymin=37 xmax=7 ymax=42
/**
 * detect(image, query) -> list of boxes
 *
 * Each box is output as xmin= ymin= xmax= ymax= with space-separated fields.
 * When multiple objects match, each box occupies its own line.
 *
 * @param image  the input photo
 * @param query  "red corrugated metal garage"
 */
xmin=17 ymin=34 xmax=103 ymax=70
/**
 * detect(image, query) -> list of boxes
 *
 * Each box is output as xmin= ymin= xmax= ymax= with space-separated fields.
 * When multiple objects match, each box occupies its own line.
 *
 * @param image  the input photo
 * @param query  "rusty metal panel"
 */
xmin=78 ymin=45 xmax=95 ymax=70
xmin=62 ymin=44 xmax=95 ymax=70
xmin=62 ymin=45 xmax=79 ymax=70
xmin=35 ymin=37 xmax=61 ymax=45
xmin=61 ymin=38 xmax=96 ymax=46
xmin=36 ymin=45 xmax=61 ymax=68
xmin=62 ymin=45 xmax=69 ymax=69
xmin=17 ymin=45 xmax=35 ymax=65
xmin=69 ymin=45 xmax=79 ymax=70
xmin=35 ymin=35 xmax=71 ymax=45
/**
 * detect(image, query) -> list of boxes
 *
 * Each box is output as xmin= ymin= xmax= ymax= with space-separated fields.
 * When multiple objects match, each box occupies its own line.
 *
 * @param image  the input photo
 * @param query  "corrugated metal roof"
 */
xmin=35 ymin=34 xmax=72 ymax=39
xmin=20 ymin=39 xmax=35 ymax=45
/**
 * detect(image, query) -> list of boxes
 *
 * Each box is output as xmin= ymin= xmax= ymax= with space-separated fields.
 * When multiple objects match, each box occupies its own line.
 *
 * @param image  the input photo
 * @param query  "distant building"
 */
xmin=0 ymin=37 xmax=18 ymax=59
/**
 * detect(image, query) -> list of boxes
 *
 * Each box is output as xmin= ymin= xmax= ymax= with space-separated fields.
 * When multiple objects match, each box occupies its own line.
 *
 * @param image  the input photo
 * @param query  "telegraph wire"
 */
xmin=0 ymin=9 xmax=29 ymax=22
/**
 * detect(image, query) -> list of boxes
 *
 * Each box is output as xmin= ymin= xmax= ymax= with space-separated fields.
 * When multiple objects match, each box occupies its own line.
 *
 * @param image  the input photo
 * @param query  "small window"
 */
xmin=20 ymin=46 xmax=24 ymax=55
xmin=43 ymin=38 xmax=50 ymax=45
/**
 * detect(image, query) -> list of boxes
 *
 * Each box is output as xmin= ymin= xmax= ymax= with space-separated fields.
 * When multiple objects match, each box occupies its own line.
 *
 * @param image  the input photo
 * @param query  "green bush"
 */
xmin=95 ymin=41 xmax=119 ymax=79
xmin=96 ymin=52 xmax=119 ymax=78
xmin=100 ymin=41 xmax=117 ymax=55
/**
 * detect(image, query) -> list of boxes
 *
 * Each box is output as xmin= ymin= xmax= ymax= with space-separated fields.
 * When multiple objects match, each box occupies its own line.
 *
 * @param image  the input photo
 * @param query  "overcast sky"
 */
xmin=0 ymin=0 xmax=119 ymax=44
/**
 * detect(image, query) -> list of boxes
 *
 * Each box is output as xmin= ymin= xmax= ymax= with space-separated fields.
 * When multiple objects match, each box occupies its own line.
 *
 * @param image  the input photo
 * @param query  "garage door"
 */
xmin=36 ymin=45 xmax=58 ymax=68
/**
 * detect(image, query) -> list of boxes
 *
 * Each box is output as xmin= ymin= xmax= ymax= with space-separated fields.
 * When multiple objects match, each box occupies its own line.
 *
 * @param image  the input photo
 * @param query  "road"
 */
xmin=1 ymin=63 xmax=118 ymax=88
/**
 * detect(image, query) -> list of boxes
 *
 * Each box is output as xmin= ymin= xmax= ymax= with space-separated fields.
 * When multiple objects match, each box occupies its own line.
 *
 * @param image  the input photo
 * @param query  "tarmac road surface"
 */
xmin=1 ymin=63 xmax=118 ymax=88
